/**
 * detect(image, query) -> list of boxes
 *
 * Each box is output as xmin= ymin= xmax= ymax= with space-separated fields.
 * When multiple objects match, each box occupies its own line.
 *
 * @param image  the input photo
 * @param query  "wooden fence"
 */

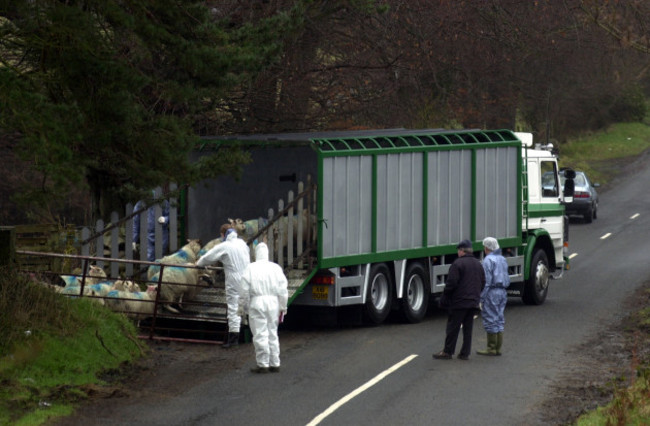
xmin=14 ymin=179 xmax=317 ymax=282
xmin=79 ymin=185 xmax=179 ymax=279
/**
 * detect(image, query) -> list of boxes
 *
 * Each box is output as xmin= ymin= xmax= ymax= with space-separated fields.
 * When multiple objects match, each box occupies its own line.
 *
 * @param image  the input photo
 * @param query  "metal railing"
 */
xmin=17 ymin=250 xmax=227 ymax=344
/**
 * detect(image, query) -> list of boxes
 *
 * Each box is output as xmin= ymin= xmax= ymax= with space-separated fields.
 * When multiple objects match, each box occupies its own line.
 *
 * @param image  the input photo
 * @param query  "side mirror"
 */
xmin=563 ymin=169 xmax=576 ymax=179
xmin=562 ymin=168 xmax=575 ymax=202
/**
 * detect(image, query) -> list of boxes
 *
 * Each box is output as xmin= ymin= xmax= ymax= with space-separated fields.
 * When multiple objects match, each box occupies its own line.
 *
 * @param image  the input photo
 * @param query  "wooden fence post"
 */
xmin=297 ymin=182 xmax=304 ymax=269
xmin=125 ymin=203 xmax=134 ymax=276
xmin=81 ymin=227 xmax=90 ymax=257
xmin=0 ymin=226 xmax=15 ymax=267
xmin=169 ymin=182 xmax=178 ymax=253
xmin=277 ymin=199 xmax=285 ymax=267
xmin=267 ymin=209 xmax=275 ymax=262
xmin=95 ymin=220 xmax=104 ymax=269
xmin=110 ymin=211 xmax=120 ymax=278
xmin=287 ymin=190 xmax=294 ymax=267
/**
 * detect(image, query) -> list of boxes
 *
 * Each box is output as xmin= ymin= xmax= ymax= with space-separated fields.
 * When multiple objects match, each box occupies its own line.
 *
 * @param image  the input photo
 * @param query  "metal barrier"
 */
xmin=16 ymin=250 xmax=228 ymax=344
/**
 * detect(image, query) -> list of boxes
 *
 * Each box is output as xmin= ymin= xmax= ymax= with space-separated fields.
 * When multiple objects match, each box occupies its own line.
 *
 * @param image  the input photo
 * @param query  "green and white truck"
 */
xmin=189 ymin=128 xmax=574 ymax=325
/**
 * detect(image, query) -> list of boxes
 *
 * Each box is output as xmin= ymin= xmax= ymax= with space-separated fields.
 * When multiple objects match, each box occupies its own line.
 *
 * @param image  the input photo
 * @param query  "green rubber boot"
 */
xmin=476 ymin=333 xmax=498 ymax=356
xmin=495 ymin=332 xmax=503 ymax=356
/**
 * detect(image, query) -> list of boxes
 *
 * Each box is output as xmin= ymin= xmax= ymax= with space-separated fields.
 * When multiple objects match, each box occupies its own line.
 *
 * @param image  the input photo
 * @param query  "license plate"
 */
xmin=312 ymin=285 xmax=329 ymax=300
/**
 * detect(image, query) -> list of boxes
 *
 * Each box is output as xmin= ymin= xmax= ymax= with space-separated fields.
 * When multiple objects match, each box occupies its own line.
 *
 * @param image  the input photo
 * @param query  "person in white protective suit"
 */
xmin=238 ymin=242 xmax=288 ymax=373
xmin=477 ymin=237 xmax=510 ymax=356
xmin=197 ymin=225 xmax=250 ymax=348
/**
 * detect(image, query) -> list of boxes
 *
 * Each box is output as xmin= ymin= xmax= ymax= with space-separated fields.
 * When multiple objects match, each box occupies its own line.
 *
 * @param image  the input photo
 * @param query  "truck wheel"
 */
xmin=522 ymin=249 xmax=549 ymax=305
xmin=363 ymin=263 xmax=393 ymax=325
xmin=401 ymin=263 xmax=430 ymax=323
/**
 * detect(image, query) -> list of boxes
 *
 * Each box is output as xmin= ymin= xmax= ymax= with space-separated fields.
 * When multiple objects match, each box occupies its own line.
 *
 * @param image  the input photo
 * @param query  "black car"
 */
xmin=560 ymin=170 xmax=600 ymax=223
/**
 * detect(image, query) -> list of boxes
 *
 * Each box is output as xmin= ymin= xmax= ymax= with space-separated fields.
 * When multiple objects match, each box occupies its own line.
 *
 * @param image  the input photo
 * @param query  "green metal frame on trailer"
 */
xmin=310 ymin=129 xmax=523 ymax=270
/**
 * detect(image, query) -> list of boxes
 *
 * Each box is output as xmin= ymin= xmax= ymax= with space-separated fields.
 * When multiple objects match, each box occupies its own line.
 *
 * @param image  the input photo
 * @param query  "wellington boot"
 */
xmin=476 ymin=333 xmax=498 ymax=356
xmin=222 ymin=332 xmax=239 ymax=348
xmin=495 ymin=332 xmax=503 ymax=356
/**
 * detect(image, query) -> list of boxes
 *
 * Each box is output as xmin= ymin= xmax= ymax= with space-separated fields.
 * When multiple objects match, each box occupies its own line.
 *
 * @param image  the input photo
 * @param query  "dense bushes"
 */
xmin=611 ymin=85 xmax=648 ymax=123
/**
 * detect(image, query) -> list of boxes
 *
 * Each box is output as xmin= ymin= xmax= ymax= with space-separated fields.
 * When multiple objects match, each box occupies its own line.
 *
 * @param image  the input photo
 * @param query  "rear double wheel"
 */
xmin=401 ymin=263 xmax=430 ymax=323
xmin=364 ymin=263 xmax=393 ymax=325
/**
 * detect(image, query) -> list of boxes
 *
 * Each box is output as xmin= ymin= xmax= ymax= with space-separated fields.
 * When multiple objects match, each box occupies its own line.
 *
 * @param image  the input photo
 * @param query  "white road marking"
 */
xmin=306 ymin=354 xmax=418 ymax=426
xmin=631 ymin=213 xmax=640 ymax=219
xmin=569 ymin=253 xmax=578 ymax=259
xmin=600 ymin=233 xmax=611 ymax=240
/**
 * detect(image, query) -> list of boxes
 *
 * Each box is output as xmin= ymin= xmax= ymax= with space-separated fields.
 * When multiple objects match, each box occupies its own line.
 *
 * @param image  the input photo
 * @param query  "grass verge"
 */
xmin=574 ymin=291 xmax=650 ymax=425
xmin=559 ymin=122 xmax=650 ymax=186
xmin=0 ymin=267 xmax=146 ymax=425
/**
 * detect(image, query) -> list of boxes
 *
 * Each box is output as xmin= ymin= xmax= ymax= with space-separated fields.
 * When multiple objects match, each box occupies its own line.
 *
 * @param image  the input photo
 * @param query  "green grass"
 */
xmin=0 ymin=268 xmax=146 ymax=425
xmin=559 ymin=122 xmax=650 ymax=186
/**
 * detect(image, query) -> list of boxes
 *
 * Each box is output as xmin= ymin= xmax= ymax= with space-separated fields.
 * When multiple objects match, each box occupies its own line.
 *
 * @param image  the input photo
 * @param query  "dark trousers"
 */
xmin=443 ymin=308 xmax=476 ymax=356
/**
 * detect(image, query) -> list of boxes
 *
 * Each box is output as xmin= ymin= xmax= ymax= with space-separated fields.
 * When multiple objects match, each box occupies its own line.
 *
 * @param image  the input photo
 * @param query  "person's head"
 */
xmin=456 ymin=239 xmax=473 ymax=256
xmin=220 ymin=223 xmax=232 ymax=240
xmin=254 ymin=242 xmax=269 ymax=262
xmin=483 ymin=237 xmax=499 ymax=253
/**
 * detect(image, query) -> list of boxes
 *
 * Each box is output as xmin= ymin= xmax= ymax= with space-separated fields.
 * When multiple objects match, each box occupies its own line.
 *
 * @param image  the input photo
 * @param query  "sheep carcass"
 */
xmin=57 ymin=264 xmax=107 ymax=289
xmin=105 ymin=286 xmax=157 ymax=319
xmin=113 ymin=279 xmax=139 ymax=292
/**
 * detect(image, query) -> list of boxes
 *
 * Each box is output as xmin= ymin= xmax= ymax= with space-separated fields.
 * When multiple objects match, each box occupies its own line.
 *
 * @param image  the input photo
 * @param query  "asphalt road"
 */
xmin=56 ymin=152 xmax=650 ymax=426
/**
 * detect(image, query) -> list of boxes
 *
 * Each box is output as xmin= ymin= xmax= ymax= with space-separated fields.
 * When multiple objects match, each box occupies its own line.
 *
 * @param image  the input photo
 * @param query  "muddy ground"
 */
xmin=535 ymin=281 xmax=650 ymax=424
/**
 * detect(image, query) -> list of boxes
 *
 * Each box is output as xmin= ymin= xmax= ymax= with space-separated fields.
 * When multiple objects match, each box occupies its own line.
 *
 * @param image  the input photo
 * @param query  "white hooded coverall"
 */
xmin=197 ymin=231 xmax=250 ymax=333
xmin=239 ymin=243 xmax=288 ymax=368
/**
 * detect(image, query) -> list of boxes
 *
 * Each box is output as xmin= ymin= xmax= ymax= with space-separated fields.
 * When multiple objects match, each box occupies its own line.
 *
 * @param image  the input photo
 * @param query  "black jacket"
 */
xmin=443 ymin=254 xmax=486 ymax=310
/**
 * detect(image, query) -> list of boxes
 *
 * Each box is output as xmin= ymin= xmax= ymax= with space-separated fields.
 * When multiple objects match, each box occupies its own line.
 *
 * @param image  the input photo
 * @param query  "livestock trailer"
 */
xmin=186 ymin=128 xmax=570 ymax=325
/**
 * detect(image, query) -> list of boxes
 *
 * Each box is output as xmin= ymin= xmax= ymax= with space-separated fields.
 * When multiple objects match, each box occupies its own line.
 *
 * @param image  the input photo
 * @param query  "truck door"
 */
xmin=538 ymin=160 xmax=565 ymax=267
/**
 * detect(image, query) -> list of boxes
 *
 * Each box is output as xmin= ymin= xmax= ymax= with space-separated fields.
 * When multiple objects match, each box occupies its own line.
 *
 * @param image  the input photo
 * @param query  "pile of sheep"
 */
xmin=43 ymin=239 xmax=222 ymax=320
xmin=53 ymin=265 xmax=157 ymax=319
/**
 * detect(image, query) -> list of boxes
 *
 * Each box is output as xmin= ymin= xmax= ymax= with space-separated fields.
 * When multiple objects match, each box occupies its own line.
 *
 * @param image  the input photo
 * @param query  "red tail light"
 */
xmin=312 ymin=275 xmax=335 ymax=285
xmin=573 ymin=191 xmax=589 ymax=198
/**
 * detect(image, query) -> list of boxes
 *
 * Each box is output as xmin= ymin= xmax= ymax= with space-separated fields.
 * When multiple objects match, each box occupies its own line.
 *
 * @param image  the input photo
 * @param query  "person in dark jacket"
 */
xmin=433 ymin=239 xmax=486 ymax=360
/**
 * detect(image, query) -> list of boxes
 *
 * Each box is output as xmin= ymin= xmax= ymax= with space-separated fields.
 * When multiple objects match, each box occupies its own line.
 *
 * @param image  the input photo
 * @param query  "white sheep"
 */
xmin=57 ymin=264 xmax=107 ymax=289
xmin=59 ymin=284 xmax=104 ymax=305
xmin=113 ymin=279 xmax=139 ymax=292
xmin=149 ymin=263 xmax=199 ymax=313
xmin=197 ymin=237 xmax=222 ymax=258
xmin=148 ymin=263 xmax=216 ymax=314
xmin=147 ymin=239 xmax=202 ymax=280
xmin=104 ymin=286 xmax=157 ymax=319
xmin=180 ymin=273 xmax=214 ymax=307
xmin=58 ymin=274 xmax=81 ymax=288
xmin=86 ymin=280 xmax=117 ymax=297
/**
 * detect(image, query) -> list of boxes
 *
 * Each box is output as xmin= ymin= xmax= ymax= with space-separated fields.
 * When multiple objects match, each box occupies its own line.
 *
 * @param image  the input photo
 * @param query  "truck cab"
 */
xmin=515 ymin=133 xmax=575 ymax=304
